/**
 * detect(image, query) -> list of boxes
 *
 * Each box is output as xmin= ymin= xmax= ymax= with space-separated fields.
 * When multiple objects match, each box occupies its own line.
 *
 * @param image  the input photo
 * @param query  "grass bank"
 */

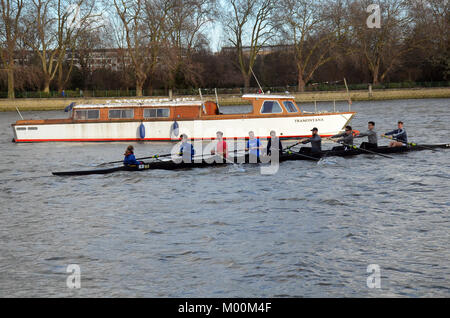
xmin=0 ymin=87 xmax=449 ymax=111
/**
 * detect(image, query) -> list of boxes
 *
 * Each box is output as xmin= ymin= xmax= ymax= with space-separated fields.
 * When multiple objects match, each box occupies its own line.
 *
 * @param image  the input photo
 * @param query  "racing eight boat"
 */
xmin=52 ymin=143 xmax=450 ymax=176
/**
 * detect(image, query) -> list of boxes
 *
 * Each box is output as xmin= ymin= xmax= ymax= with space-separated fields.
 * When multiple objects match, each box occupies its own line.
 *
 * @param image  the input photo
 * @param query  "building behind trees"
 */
xmin=0 ymin=0 xmax=448 ymax=97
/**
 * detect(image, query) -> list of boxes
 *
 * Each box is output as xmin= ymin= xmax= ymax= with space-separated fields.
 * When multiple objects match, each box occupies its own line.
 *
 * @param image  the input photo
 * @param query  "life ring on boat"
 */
xmin=139 ymin=123 xmax=146 ymax=139
xmin=171 ymin=121 xmax=179 ymax=138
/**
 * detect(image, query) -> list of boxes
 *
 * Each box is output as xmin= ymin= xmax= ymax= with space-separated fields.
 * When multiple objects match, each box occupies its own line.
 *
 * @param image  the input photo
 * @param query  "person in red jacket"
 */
xmin=211 ymin=131 xmax=228 ymax=158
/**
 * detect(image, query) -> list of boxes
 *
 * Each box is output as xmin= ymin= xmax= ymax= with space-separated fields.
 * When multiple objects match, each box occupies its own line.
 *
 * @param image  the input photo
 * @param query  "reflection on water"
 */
xmin=0 ymin=98 xmax=449 ymax=297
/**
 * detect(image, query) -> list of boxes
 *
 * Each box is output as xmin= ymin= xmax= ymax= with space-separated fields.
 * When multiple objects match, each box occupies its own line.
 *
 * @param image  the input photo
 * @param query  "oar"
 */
xmin=283 ymin=141 xmax=303 ymax=152
xmin=325 ymin=137 xmax=393 ymax=158
xmin=342 ymin=143 xmax=394 ymax=159
xmin=382 ymin=135 xmax=436 ymax=151
xmin=280 ymin=139 xmax=323 ymax=161
xmin=98 ymin=153 xmax=173 ymax=166
xmin=211 ymin=152 xmax=246 ymax=172
xmin=283 ymin=149 xmax=320 ymax=161
xmin=191 ymin=149 xmax=247 ymax=160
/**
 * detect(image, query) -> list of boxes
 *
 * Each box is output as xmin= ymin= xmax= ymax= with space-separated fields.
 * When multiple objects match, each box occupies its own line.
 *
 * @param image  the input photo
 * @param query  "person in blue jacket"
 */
xmin=124 ymin=145 xmax=143 ymax=165
xmin=382 ymin=121 xmax=408 ymax=147
xmin=179 ymin=134 xmax=195 ymax=162
xmin=246 ymin=131 xmax=263 ymax=163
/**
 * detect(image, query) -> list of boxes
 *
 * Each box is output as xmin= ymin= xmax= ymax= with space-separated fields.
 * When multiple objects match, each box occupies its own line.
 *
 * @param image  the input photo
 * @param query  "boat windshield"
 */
xmin=261 ymin=101 xmax=283 ymax=114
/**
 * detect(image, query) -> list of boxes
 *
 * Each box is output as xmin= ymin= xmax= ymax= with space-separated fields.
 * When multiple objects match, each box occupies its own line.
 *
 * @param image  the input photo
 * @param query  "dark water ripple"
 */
xmin=0 ymin=99 xmax=449 ymax=297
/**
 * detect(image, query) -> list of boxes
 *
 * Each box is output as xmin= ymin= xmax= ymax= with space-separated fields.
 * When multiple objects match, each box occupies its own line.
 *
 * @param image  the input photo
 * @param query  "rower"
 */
xmin=267 ymin=130 xmax=283 ymax=157
xmin=179 ymin=134 xmax=195 ymax=162
xmin=211 ymin=131 xmax=228 ymax=158
xmin=245 ymin=131 xmax=263 ymax=162
xmin=331 ymin=126 xmax=354 ymax=150
xmin=123 ymin=145 xmax=144 ymax=166
xmin=299 ymin=127 xmax=322 ymax=153
xmin=382 ymin=121 xmax=408 ymax=147
xmin=355 ymin=121 xmax=378 ymax=149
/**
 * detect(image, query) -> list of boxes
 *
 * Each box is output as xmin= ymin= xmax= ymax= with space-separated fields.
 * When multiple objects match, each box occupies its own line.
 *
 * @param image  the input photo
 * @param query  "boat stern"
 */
xmin=11 ymin=120 xmax=44 ymax=143
xmin=11 ymin=123 xmax=17 ymax=142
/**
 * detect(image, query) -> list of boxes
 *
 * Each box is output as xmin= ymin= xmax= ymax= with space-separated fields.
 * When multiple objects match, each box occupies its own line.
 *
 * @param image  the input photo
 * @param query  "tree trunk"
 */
xmin=135 ymin=70 xmax=147 ymax=97
xmin=297 ymin=72 xmax=306 ymax=92
xmin=136 ymin=79 xmax=144 ymax=97
xmin=43 ymin=76 xmax=51 ymax=94
xmin=7 ymin=65 xmax=15 ymax=99
xmin=243 ymin=74 xmax=251 ymax=93
xmin=57 ymin=63 xmax=64 ymax=93
xmin=147 ymin=82 xmax=153 ymax=97
xmin=372 ymin=64 xmax=380 ymax=85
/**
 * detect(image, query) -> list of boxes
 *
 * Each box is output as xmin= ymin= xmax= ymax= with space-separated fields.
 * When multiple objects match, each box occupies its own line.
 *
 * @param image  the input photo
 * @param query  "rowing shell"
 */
xmin=52 ymin=159 xmax=232 ymax=176
xmin=52 ymin=143 xmax=450 ymax=176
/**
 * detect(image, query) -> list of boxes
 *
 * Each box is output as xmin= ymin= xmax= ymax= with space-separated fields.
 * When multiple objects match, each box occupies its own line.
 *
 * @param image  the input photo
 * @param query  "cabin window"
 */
xmin=283 ymin=101 xmax=299 ymax=113
xmin=260 ymin=101 xmax=283 ymax=114
xmin=109 ymin=109 xmax=134 ymax=119
xmin=75 ymin=109 xmax=100 ymax=120
xmin=17 ymin=127 xmax=26 ymax=131
xmin=144 ymin=108 xmax=170 ymax=118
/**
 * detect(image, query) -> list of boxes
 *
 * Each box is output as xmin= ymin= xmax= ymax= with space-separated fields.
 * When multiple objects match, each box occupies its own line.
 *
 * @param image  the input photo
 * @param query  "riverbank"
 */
xmin=0 ymin=87 xmax=449 ymax=111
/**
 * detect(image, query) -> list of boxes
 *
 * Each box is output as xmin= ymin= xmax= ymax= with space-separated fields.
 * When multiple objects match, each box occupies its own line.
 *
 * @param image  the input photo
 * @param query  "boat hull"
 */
xmin=13 ymin=113 xmax=354 ymax=143
xmin=52 ymin=144 xmax=450 ymax=176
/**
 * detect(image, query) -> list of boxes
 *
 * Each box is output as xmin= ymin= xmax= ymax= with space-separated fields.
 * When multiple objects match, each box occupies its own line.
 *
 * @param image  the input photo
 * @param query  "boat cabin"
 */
xmin=65 ymin=94 xmax=302 ymax=123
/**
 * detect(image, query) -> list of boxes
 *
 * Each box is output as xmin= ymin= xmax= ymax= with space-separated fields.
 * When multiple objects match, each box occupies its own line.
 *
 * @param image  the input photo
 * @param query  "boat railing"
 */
xmin=72 ymin=97 xmax=202 ymax=109
xmin=301 ymin=98 xmax=352 ymax=114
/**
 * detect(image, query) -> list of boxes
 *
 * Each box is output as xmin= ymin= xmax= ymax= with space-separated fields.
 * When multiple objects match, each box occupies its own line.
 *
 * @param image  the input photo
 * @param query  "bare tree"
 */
xmin=113 ymin=0 xmax=161 ymax=96
xmin=23 ymin=0 xmax=98 ymax=93
xmin=278 ymin=0 xmax=349 ymax=91
xmin=143 ymin=0 xmax=175 ymax=93
xmin=163 ymin=0 xmax=216 ymax=88
xmin=408 ymin=0 xmax=449 ymax=80
xmin=223 ymin=0 xmax=276 ymax=91
xmin=347 ymin=0 xmax=423 ymax=85
xmin=0 ymin=0 xmax=23 ymax=99
xmin=72 ymin=28 xmax=103 ymax=90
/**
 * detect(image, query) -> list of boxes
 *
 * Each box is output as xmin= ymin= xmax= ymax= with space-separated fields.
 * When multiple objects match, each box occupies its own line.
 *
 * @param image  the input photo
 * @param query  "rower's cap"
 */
xmin=311 ymin=127 xmax=318 ymax=132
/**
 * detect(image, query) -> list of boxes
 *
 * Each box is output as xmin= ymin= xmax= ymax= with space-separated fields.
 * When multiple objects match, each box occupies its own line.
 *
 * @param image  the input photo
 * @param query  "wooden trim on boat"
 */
xmin=14 ymin=134 xmax=335 ymax=143
xmin=12 ymin=111 xmax=356 ymax=126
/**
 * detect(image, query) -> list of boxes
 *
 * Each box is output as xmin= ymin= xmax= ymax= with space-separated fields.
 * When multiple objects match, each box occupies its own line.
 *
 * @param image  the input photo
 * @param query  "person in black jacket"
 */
xmin=355 ymin=121 xmax=378 ymax=149
xmin=266 ymin=130 xmax=283 ymax=158
xmin=331 ymin=126 xmax=354 ymax=150
xmin=299 ymin=127 xmax=322 ymax=153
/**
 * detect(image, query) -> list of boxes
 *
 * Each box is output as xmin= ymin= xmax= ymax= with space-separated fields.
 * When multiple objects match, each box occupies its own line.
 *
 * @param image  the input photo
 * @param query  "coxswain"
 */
xmin=382 ymin=121 xmax=408 ymax=147
xmin=211 ymin=131 xmax=228 ymax=158
xmin=331 ymin=126 xmax=354 ymax=150
xmin=299 ymin=127 xmax=322 ymax=153
xmin=179 ymin=134 xmax=195 ymax=162
xmin=355 ymin=121 xmax=378 ymax=149
xmin=123 ymin=145 xmax=143 ymax=166
xmin=267 ymin=130 xmax=283 ymax=157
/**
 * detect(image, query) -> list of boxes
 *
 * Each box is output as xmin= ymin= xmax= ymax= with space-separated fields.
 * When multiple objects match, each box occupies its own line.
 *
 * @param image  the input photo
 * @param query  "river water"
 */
xmin=0 ymin=98 xmax=449 ymax=297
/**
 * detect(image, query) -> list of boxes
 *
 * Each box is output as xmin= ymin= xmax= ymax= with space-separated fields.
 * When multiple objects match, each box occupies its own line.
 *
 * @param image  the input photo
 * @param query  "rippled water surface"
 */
xmin=0 ymin=98 xmax=449 ymax=297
